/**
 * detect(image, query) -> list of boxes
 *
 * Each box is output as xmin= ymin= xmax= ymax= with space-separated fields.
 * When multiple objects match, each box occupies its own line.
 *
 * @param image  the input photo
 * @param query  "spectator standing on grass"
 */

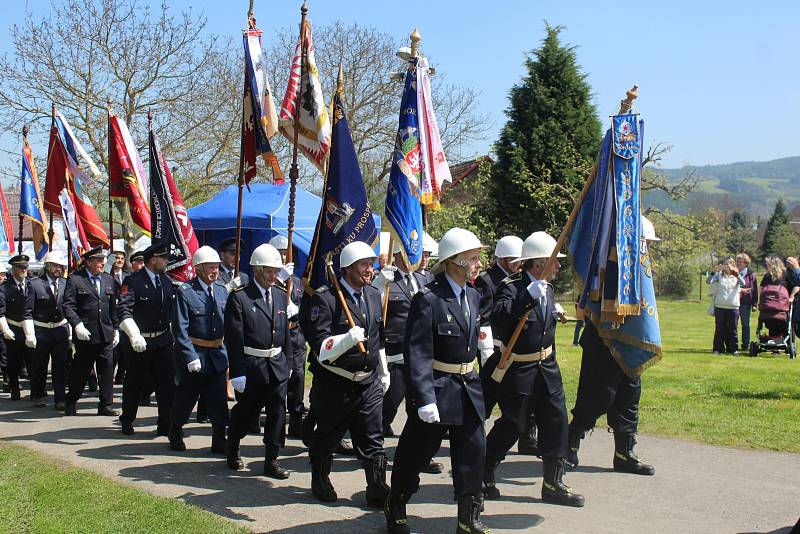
xmin=707 ymin=258 xmax=744 ymax=354
xmin=736 ymin=254 xmax=758 ymax=350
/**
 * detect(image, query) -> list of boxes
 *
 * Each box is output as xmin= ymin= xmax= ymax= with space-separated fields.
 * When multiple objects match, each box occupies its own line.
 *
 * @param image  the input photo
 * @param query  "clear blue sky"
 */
xmin=2 ymin=0 xmax=799 ymax=174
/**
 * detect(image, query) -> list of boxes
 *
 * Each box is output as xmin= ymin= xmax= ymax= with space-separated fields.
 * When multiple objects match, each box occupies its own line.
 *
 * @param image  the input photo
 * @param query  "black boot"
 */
xmin=264 ymin=457 xmax=290 ymax=479
xmin=384 ymin=489 xmax=411 ymax=534
xmin=566 ymin=422 xmax=586 ymax=468
xmin=517 ymin=414 xmax=539 ymax=455
xmin=613 ymin=432 xmax=655 ymax=475
xmin=362 ymin=453 xmax=390 ymax=508
xmin=456 ymin=493 xmax=489 ymax=534
xmin=334 ymin=439 xmax=355 ymax=456
xmin=168 ymin=425 xmax=186 ymax=452
xmin=482 ymin=458 xmax=501 ymax=500
xmin=541 ymin=457 xmax=585 ymax=507
xmin=310 ymin=454 xmax=337 ymax=502
xmin=9 ymin=375 xmax=21 ymax=401
xmin=226 ymin=437 xmax=244 ymax=470
xmin=211 ymin=426 xmax=227 ymax=454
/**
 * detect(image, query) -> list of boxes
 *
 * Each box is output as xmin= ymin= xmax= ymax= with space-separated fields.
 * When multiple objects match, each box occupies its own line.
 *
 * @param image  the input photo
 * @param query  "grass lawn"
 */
xmin=0 ymin=442 xmax=247 ymax=534
xmin=554 ymin=298 xmax=800 ymax=452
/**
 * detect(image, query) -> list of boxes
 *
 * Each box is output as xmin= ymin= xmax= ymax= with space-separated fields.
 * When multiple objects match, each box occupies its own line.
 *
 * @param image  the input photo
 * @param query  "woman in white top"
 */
xmin=707 ymin=258 xmax=744 ymax=354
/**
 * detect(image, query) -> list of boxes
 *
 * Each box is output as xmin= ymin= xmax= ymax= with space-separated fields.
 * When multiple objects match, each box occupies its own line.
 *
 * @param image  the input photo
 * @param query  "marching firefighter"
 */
xmin=301 ymin=241 xmax=390 ymax=507
xmin=481 ymin=231 xmax=584 ymax=507
xmin=0 ymin=254 xmax=34 ymax=402
xmin=385 ymin=228 xmax=489 ymax=534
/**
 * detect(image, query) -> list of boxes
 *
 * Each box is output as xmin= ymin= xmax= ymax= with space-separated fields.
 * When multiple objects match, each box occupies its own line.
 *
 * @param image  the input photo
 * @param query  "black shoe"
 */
xmin=482 ymin=459 xmax=501 ymax=500
xmin=334 ymin=439 xmax=355 ymax=456
xmin=196 ymin=414 xmax=209 ymax=424
xmin=54 ymin=401 xmax=66 ymax=412
xmin=383 ymin=425 xmax=395 ymax=438
xmin=156 ymin=425 xmax=170 ymax=437
xmin=264 ymin=459 xmax=290 ymax=479
xmin=98 ymin=407 xmax=118 ymax=416
xmin=168 ymin=425 xmax=186 ymax=452
xmin=226 ymin=439 xmax=243 ymax=470
xmin=248 ymin=421 xmax=262 ymax=435
xmin=310 ymin=454 xmax=337 ymax=503
xmin=456 ymin=493 xmax=489 ymax=534
xmin=566 ymin=422 xmax=586 ymax=468
xmin=384 ymin=490 xmax=411 ymax=534
xmin=541 ymin=457 xmax=585 ymax=507
xmin=613 ymin=432 xmax=655 ymax=476
xmin=33 ymin=397 xmax=47 ymax=407
xmin=211 ymin=427 xmax=227 ymax=454
xmin=64 ymin=403 xmax=77 ymax=416
xmin=121 ymin=423 xmax=135 ymax=435
xmin=363 ymin=454 xmax=390 ymax=508
xmin=421 ymin=460 xmax=444 ymax=474
xmin=138 ymin=394 xmax=151 ymax=406
xmin=9 ymin=378 xmax=21 ymax=401
xmin=88 ymin=382 xmax=98 ymax=393
xmin=114 ymin=374 xmax=124 ymax=385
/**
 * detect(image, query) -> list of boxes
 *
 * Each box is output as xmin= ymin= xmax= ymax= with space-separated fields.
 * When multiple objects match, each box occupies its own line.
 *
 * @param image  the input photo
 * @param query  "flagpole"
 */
xmin=326 ymin=261 xmax=368 ymax=356
xmin=495 ymin=85 xmax=639 ymax=373
xmin=47 ymin=103 xmax=56 ymax=246
xmin=18 ymin=124 xmax=30 ymax=254
xmin=409 ymin=28 xmax=428 ymax=232
xmin=285 ymin=1 xmax=308 ymax=293
xmin=106 ymin=99 xmax=115 ymax=250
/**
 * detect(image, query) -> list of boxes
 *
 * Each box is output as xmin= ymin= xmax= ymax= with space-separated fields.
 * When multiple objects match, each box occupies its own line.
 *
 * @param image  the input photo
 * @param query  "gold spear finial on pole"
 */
xmin=410 ymin=28 xmax=421 ymax=58
xmin=336 ymin=62 xmax=343 ymax=96
xmin=618 ymin=84 xmax=638 ymax=114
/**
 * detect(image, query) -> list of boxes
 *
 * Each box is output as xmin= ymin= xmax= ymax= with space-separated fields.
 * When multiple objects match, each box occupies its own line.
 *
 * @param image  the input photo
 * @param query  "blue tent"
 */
xmin=188 ymin=183 xmax=381 ymax=275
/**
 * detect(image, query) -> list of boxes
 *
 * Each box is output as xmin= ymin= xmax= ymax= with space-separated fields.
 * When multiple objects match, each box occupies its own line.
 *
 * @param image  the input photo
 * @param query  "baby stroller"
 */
xmin=749 ymin=282 xmax=796 ymax=358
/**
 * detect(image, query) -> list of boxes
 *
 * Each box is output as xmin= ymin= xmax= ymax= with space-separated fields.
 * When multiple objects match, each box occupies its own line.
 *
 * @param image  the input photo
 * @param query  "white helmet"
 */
xmin=422 ymin=231 xmax=439 ymax=258
xmin=432 ymin=228 xmax=483 ymax=274
xmin=42 ymin=251 xmax=68 ymax=266
xmin=518 ymin=231 xmax=565 ymax=261
xmin=494 ymin=235 xmax=523 ymax=260
xmin=269 ymin=234 xmax=289 ymax=250
xmin=250 ymin=243 xmax=283 ymax=268
xmin=193 ymin=245 xmax=221 ymax=266
xmin=641 ymin=215 xmax=660 ymax=242
xmin=340 ymin=241 xmax=377 ymax=268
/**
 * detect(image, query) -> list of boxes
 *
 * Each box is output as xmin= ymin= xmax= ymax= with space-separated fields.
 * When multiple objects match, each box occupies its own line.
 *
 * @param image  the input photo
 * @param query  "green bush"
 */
xmin=655 ymin=260 xmax=695 ymax=298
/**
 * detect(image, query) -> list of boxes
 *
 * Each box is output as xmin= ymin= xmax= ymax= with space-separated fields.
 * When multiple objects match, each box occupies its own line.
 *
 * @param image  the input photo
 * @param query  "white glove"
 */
xmin=187 ymin=359 xmax=202 ymax=373
xmin=0 ymin=317 xmax=15 ymax=340
xmin=226 ymin=276 xmax=244 ymax=292
xmin=378 ymin=348 xmax=390 ymax=394
xmin=480 ymin=348 xmax=494 ymax=366
xmin=23 ymin=319 xmax=36 ymax=349
xmin=417 ymin=403 xmax=440 ymax=424
xmin=527 ymin=279 xmax=548 ymax=300
xmin=278 ymin=262 xmax=294 ymax=283
xmin=74 ymin=322 xmax=91 ymax=341
xmin=120 ymin=318 xmax=146 ymax=353
xmin=554 ymin=303 xmax=565 ymax=315
xmin=287 ymin=301 xmax=299 ymax=319
xmin=374 ymin=266 xmax=397 ymax=289
xmin=231 ymin=375 xmax=246 ymax=393
xmin=112 ymin=330 xmax=120 ymax=348
xmin=319 ymin=326 xmax=367 ymax=363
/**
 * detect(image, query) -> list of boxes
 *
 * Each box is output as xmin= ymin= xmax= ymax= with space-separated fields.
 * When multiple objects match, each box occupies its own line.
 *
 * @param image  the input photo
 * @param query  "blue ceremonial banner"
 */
xmin=570 ymin=113 xmax=661 ymax=377
xmin=303 ymin=94 xmax=378 ymax=291
xmin=20 ymin=140 xmax=49 ymax=260
xmin=384 ymin=62 xmax=424 ymax=270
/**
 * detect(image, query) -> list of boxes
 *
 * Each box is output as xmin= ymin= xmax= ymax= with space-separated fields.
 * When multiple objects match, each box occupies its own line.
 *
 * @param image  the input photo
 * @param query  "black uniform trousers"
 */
xmin=308 ymin=373 xmax=383 ymax=461
xmin=66 ymin=341 xmax=114 ymax=408
xmin=228 ymin=366 xmax=287 ymax=459
xmin=286 ymin=338 xmax=307 ymax=420
xmin=120 ymin=343 xmax=175 ymax=428
xmin=31 ymin=330 xmax=70 ymax=402
xmin=4 ymin=328 xmax=28 ymax=383
xmin=483 ymin=354 xmax=569 ymax=463
xmin=571 ymin=320 xmax=641 ymax=434
xmin=391 ymin=393 xmax=486 ymax=497
xmin=172 ymin=370 xmax=229 ymax=428
xmin=382 ymin=362 xmax=407 ymax=433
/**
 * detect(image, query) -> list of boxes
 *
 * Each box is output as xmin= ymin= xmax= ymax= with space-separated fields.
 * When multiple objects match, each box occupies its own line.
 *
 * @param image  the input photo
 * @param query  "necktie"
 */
xmin=354 ymin=291 xmax=366 ymax=318
xmin=52 ymin=278 xmax=58 ymax=296
xmin=18 ymin=283 xmax=24 ymax=295
xmin=460 ymin=288 xmax=470 ymax=324
xmin=265 ymin=287 xmax=272 ymax=310
xmin=92 ymin=277 xmax=100 ymax=294
xmin=404 ymin=274 xmax=415 ymax=295
xmin=154 ymin=274 xmax=162 ymax=302
xmin=208 ymin=285 xmax=216 ymax=330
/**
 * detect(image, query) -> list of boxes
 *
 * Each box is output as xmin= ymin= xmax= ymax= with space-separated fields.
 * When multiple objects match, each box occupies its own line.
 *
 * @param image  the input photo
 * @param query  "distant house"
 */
xmin=440 ymin=156 xmax=492 ymax=204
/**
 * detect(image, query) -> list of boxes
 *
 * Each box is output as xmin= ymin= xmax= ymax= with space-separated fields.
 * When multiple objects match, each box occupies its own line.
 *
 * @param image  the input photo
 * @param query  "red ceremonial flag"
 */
xmin=0 ymin=182 xmax=15 ymax=254
xmin=108 ymin=112 xmax=152 ymax=235
xmin=44 ymin=122 xmax=69 ymax=214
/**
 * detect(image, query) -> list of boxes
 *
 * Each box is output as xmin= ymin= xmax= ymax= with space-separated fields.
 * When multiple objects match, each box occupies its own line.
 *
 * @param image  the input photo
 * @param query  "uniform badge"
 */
xmin=325 ymin=338 xmax=334 ymax=351
xmin=446 ymin=314 xmax=452 ymax=322
xmin=479 ymin=330 xmax=487 ymax=340
xmin=120 ymin=285 xmax=129 ymax=296
xmin=251 ymin=305 xmax=257 ymax=313
xmin=310 ymin=306 xmax=320 ymax=321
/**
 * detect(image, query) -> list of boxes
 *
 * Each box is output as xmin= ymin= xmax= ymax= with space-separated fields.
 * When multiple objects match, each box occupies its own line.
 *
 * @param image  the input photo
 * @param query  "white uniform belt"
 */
xmin=432 ymin=360 xmax=474 ymax=374
xmin=386 ymin=353 xmax=404 ymax=364
xmin=321 ymin=362 xmax=374 ymax=382
xmin=497 ymin=344 xmax=553 ymax=362
xmin=141 ymin=329 xmax=168 ymax=339
xmin=244 ymin=346 xmax=282 ymax=358
xmin=6 ymin=319 xmax=22 ymax=327
xmin=34 ymin=319 xmax=67 ymax=329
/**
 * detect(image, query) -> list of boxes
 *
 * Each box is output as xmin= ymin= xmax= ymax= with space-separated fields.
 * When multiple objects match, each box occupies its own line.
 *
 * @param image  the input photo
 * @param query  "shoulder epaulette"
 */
xmin=179 ymin=282 xmax=192 ymax=291
xmin=273 ymin=285 xmax=287 ymax=293
xmin=232 ymin=285 xmax=246 ymax=292
xmin=501 ymin=272 xmax=522 ymax=285
xmin=315 ymin=286 xmax=329 ymax=294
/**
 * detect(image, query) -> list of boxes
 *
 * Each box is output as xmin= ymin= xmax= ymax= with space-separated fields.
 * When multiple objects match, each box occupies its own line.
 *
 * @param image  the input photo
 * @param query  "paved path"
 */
xmin=1 ymin=387 xmax=798 ymax=533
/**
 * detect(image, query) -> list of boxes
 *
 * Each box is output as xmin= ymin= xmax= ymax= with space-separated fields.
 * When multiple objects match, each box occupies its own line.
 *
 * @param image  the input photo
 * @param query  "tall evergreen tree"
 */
xmin=485 ymin=24 xmax=602 ymax=238
xmin=761 ymin=198 xmax=789 ymax=257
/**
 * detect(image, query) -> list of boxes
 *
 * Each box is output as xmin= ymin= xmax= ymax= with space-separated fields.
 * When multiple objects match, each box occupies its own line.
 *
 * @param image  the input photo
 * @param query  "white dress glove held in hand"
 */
xmin=120 ymin=318 xmax=146 ymax=353
xmin=231 ymin=375 xmax=246 ymax=393
xmin=319 ymin=326 xmax=367 ymax=363
xmin=527 ymin=279 xmax=548 ymax=300
xmin=23 ymin=319 xmax=36 ymax=349
xmin=112 ymin=330 xmax=120 ymax=349
xmin=286 ymin=301 xmax=299 ymax=319
xmin=74 ymin=322 xmax=91 ymax=341
xmin=377 ymin=348 xmax=390 ymax=394
xmin=417 ymin=403 xmax=440 ymax=424
xmin=227 ymin=276 xmax=244 ymax=292
xmin=187 ymin=359 xmax=202 ymax=373
xmin=374 ymin=266 xmax=397 ymax=289
xmin=278 ymin=263 xmax=294 ymax=283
